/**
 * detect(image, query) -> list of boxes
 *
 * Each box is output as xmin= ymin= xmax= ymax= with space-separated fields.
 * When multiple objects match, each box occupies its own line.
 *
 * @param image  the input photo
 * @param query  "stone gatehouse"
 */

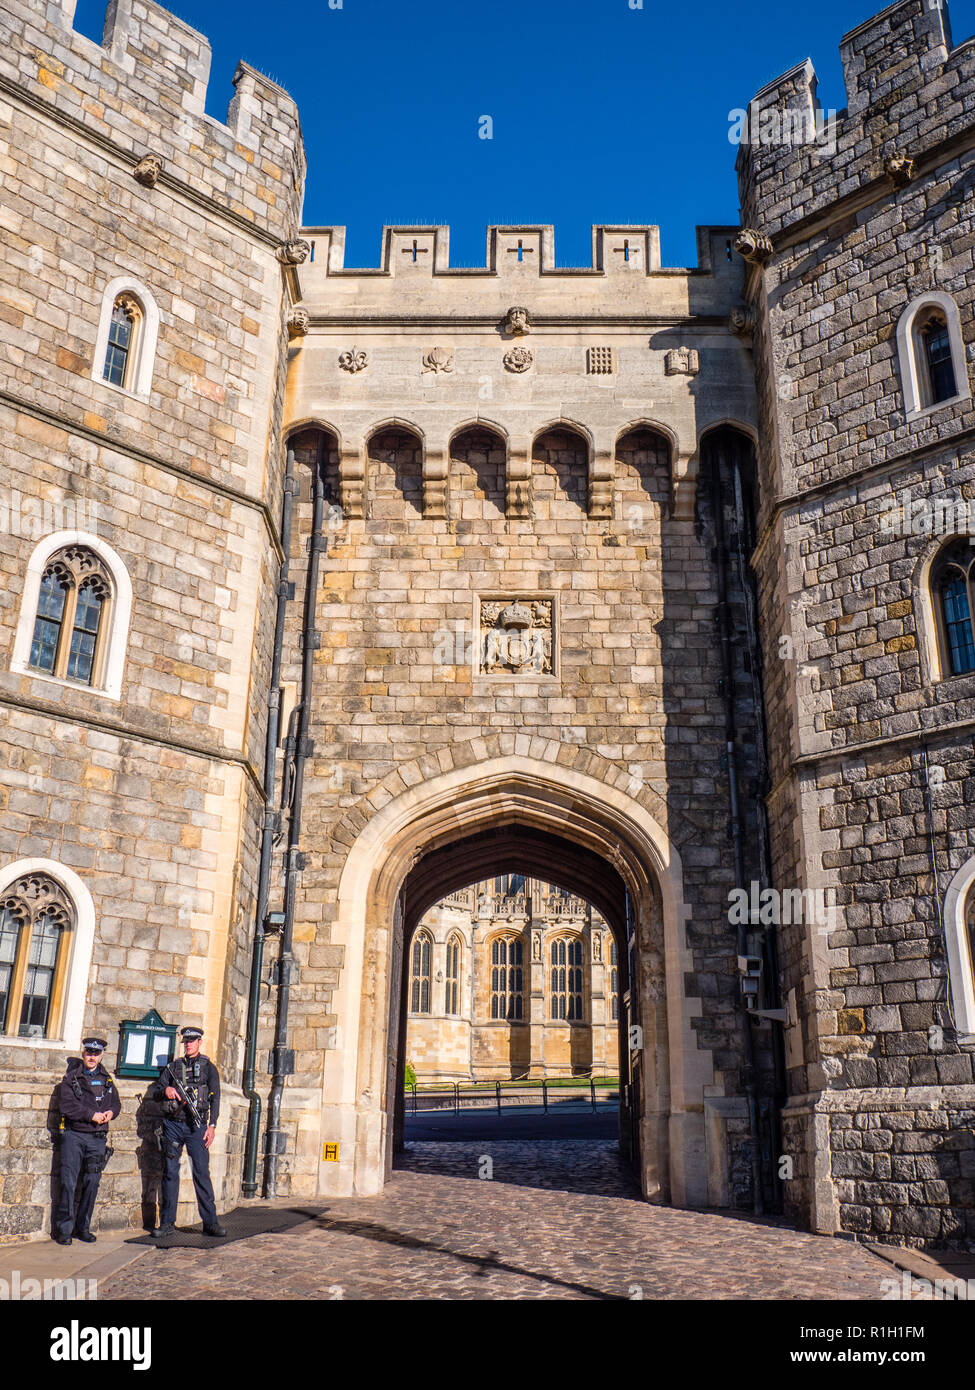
xmin=0 ymin=0 xmax=973 ymax=1251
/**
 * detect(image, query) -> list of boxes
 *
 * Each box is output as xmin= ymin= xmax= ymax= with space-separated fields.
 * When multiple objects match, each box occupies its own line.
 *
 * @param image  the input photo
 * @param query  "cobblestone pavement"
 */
xmin=100 ymin=1142 xmax=894 ymax=1301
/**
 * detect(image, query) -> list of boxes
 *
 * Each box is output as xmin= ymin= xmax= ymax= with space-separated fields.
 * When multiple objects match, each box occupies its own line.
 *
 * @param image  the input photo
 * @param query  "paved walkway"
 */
xmin=95 ymin=1141 xmax=896 ymax=1301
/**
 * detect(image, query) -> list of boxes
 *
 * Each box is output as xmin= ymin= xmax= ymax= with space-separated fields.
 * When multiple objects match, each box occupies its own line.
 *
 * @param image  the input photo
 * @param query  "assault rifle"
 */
xmin=162 ymin=1063 xmax=206 ymax=1130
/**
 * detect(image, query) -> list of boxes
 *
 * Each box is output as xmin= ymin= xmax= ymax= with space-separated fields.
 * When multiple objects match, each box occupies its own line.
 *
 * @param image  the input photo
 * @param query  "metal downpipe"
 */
xmin=264 ymin=432 xmax=327 ymax=1197
xmin=241 ymin=445 xmax=297 ymax=1198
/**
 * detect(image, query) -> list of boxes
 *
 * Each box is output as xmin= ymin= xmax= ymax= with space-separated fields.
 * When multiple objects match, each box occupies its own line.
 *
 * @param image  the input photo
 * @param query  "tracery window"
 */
xmin=0 ymin=874 xmax=73 ymax=1039
xmin=610 ymin=940 xmax=619 ymax=1022
xmin=28 ymin=546 xmax=112 ymax=687
xmin=490 ymin=936 xmax=523 ymax=1020
xmin=444 ymin=934 xmax=461 ymax=1015
xmin=409 ymin=931 xmax=432 ymax=1014
xmin=933 ymin=542 xmax=975 ymax=677
xmin=551 ymin=937 xmax=584 ymax=1021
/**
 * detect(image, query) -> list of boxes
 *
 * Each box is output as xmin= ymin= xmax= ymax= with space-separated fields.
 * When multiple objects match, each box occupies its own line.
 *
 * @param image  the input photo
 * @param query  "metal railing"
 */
xmin=405 ymin=1077 xmax=619 ymax=1117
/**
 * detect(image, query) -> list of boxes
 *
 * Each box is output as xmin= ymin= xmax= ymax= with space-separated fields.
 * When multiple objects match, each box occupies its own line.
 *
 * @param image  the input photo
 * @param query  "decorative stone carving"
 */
xmin=664 ymin=347 xmax=700 ymax=376
xmin=734 ymin=228 xmax=773 ymax=265
xmin=503 ymin=345 xmax=533 ymax=373
xmin=132 ymin=154 xmax=162 ymax=188
xmin=287 ymin=308 xmax=310 ymax=339
xmin=276 ymin=238 xmax=312 ymax=266
xmin=502 ymin=305 xmax=531 ymax=336
xmin=478 ymin=597 xmax=553 ymax=676
xmin=884 ymin=153 xmax=915 ymax=188
xmin=532 ymin=931 xmax=542 ymax=961
xmin=422 ymin=346 xmax=454 ymax=374
xmin=592 ymin=931 xmax=602 ymax=962
xmin=586 ymin=346 xmax=615 ymax=374
xmin=729 ymin=305 xmax=756 ymax=337
xmin=338 ymin=346 xmax=368 ymax=374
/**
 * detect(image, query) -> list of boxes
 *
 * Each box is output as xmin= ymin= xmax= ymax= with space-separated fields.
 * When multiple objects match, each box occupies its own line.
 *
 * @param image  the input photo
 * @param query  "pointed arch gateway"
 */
xmin=318 ymin=751 xmax=719 ymax=1208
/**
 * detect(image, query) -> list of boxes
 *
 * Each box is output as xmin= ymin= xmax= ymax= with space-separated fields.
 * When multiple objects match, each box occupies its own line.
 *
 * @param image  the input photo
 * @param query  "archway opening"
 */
xmin=389 ymin=824 xmax=642 ymax=1192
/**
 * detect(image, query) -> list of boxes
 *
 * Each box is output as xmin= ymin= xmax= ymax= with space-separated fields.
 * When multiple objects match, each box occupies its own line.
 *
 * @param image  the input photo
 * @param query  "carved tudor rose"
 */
xmin=884 ymin=154 xmax=915 ymax=188
xmin=479 ymin=597 xmax=553 ymax=675
xmin=132 ymin=153 xmax=162 ymax=188
xmin=664 ymin=347 xmax=700 ymax=376
xmin=422 ymin=346 xmax=454 ymax=373
xmin=734 ymin=228 xmax=773 ymax=265
xmin=287 ymin=308 xmax=310 ymax=339
xmin=503 ymin=345 xmax=533 ymax=373
xmin=338 ymin=346 xmax=368 ymax=374
xmin=276 ymin=238 xmax=312 ymax=267
xmin=503 ymin=305 xmax=532 ymax=336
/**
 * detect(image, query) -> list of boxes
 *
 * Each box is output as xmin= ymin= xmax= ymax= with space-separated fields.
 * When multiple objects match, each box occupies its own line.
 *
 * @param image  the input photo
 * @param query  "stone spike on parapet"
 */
xmin=736 ymin=0 xmax=973 ymax=245
xmin=592 ymin=227 xmax=661 ymax=274
xmin=485 ymin=227 xmax=556 ymax=275
xmin=228 ymin=61 xmax=305 ymax=184
xmin=382 ymin=227 xmax=451 ymax=276
xmin=840 ymin=0 xmax=952 ymax=116
xmin=103 ymin=0 xmax=211 ymax=116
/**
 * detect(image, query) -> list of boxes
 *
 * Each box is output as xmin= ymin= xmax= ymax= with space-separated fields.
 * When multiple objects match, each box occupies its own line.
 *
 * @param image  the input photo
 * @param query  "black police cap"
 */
xmin=81 ymin=1037 xmax=106 ymax=1052
xmin=180 ymin=1027 xmax=203 ymax=1040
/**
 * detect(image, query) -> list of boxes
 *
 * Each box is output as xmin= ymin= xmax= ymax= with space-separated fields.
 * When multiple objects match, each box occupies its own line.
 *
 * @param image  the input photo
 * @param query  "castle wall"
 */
xmin=272 ymin=227 xmax=768 ymax=1206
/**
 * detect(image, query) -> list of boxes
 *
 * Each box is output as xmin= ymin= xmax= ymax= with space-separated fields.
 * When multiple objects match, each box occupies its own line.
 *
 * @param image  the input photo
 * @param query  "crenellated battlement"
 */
xmin=736 ymin=0 xmax=975 ymax=244
xmin=0 ymin=0 xmax=305 ymax=241
xmin=296 ymin=224 xmax=744 ymax=318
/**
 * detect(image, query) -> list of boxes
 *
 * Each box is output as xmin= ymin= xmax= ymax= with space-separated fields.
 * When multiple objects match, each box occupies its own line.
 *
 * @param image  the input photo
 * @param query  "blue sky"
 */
xmin=73 ymin=0 xmax=975 ymax=269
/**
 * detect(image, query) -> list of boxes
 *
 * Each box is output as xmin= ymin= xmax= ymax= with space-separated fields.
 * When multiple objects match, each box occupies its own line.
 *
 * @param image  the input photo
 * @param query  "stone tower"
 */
xmin=0 ymin=0 xmax=304 ymax=1235
xmin=738 ymin=0 xmax=975 ymax=1246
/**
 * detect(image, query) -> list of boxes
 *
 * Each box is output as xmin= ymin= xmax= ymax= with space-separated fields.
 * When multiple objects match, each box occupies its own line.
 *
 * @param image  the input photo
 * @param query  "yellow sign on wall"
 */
xmin=322 ymin=1142 xmax=339 ymax=1162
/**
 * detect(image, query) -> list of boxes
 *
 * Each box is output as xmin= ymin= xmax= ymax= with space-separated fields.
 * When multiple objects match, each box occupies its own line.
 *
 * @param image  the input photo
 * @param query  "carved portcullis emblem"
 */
xmin=503 ymin=345 xmax=533 ymax=374
xmin=478 ymin=597 xmax=554 ymax=675
xmin=338 ymin=346 xmax=368 ymax=373
xmin=422 ymin=346 xmax=454 ymax=373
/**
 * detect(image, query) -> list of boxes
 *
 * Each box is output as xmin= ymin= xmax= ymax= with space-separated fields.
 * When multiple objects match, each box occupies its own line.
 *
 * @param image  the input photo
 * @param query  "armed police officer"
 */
xmin=151 ymin=1026 xmax=226 ymax=1238
xmin=55 ymin=1037 xmax=121 ymax=1245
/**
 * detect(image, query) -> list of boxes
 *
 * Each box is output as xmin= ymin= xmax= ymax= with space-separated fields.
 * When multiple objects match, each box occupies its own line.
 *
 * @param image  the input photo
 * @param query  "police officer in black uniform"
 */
xmin=151 ymin=1026 xmax=226 ymax=1238
xmin=54 ymin=1037 xmax=121 ymax=1245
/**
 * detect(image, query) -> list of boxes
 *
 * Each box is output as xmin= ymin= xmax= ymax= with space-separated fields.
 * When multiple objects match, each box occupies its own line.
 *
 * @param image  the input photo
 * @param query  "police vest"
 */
xmin=172 ymin=1056 xmax=209 ymax=1121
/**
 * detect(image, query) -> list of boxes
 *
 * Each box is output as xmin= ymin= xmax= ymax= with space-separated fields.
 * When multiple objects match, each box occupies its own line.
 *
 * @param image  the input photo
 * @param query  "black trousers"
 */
xmin=55 ymin=1130 xmax=106 ymax=1239
xmin=160 ymin=1117 xmax=217 ymax=1227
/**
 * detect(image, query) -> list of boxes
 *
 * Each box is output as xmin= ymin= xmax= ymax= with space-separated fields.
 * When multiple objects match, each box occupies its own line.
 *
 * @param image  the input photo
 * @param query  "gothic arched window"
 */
xmin=896 ymin=292 xmax=970 ymax=418
xmin=551 ymin=938 xmax=584 ymax=1020
xmin=933 ymin=542 xmax=975 ymax=677
xmin=445 ymin=934 xmax=461 ymax=1015
xmin=410 ymin=931 xmax=432 ymax=1014
xmin=28 ymin=546 xmax=112 ymax=687
xmin=490 ymin=936 xmax=523 ymax=1020
xmin=103 ymin=293 xmax=144 ymax=389
xmin=0 ymin=873 xmax=73 ymax=1039
xmin=915 ymin=310 xmax=957 ymax=408
xmin=610 ymin=940 xmax=619 ymax=1021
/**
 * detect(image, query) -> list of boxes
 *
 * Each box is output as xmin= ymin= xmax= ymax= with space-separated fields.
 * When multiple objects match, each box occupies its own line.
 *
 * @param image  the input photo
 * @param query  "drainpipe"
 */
xmin=710 ymin=436 xmax=765 ymax=1215
xmin=241 ymin=444 xmax=297 ymax=1198
xmin=264 ymin=432 xmax=327 ymax=1196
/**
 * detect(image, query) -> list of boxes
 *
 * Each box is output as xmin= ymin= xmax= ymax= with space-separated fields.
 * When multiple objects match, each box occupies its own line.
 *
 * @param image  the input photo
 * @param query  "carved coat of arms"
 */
xmin=479 ymin=598 xmax=553 ymax=675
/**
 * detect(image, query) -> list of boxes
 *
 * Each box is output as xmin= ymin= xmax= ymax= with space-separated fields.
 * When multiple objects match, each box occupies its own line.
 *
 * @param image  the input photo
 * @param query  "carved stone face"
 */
xmin=504 ymin=306 xmax=530 ymax=336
